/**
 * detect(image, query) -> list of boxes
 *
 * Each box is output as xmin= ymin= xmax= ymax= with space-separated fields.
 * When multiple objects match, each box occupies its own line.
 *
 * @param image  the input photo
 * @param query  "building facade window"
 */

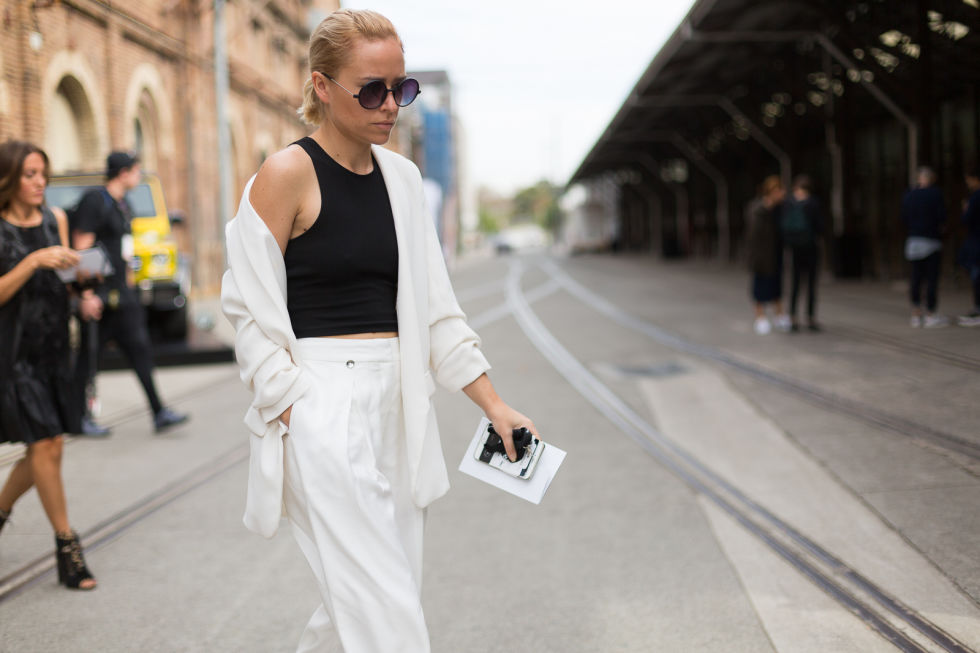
xmin=46 ymin=76 xmax=98 ymax=173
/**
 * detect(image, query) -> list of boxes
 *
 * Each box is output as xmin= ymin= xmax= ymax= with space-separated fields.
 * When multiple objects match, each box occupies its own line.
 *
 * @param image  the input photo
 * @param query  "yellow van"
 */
xmin=45 ymin=173 xmax=188 ymax=340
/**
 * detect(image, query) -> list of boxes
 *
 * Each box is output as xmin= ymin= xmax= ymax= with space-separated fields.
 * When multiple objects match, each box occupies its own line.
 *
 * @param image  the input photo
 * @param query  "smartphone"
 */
xmin=473 ymin=422 xmax=545 ymax=480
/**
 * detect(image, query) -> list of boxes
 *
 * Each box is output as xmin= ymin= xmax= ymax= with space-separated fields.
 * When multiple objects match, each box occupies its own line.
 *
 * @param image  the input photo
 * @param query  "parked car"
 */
xmin=45 ymin=172 xmax=188 ymax=341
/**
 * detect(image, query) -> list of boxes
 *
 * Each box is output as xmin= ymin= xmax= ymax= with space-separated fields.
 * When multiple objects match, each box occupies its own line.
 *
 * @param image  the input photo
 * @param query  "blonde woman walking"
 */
xmin=222 ymin=10 xmax=534 ymax=652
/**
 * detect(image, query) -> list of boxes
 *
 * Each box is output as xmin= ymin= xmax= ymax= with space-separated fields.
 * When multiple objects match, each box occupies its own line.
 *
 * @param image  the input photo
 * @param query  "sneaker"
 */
xmin=753 ymin=317 xmax=772 ymax=335
xmin=923 ymin=314 xmax=949 ymax=328
xmin=773 ymin=314 xmax=792 ymax=332
xmin=957 ymin=312 xmax=980 ymax=327
xmin=910 ymin=315 xmax=923 ymax=328
xmin=75 ymin=416 xmax=111 ymax=438
xmin=154 ymin=407 xmax=189 ymax=433
xmin=807 ymin=321 xmax=822 ymax=332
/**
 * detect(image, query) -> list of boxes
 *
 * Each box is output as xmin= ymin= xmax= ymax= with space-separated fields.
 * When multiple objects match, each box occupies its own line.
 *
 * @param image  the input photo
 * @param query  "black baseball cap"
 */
xmin=106 ymin=150 xmax=140 ymax=179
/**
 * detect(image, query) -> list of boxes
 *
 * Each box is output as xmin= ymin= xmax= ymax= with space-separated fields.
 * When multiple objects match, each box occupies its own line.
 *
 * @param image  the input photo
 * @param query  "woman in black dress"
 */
xmin=0 ymin=140 xmax=97 ymax=590
xmin=746 ymin=175 xmax=791 ymax=335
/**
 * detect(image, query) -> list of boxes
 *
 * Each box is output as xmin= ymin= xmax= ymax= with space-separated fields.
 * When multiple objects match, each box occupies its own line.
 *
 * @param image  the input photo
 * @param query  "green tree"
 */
xmin=478 ymin=208 xmax=500 ymax=234
xmin=512 ymin=180 xmax=562 ymax=233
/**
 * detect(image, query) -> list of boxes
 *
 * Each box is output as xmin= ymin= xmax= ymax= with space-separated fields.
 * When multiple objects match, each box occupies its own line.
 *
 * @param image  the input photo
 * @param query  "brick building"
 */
xmin=0 ymin=0 xmax=339 ymax=297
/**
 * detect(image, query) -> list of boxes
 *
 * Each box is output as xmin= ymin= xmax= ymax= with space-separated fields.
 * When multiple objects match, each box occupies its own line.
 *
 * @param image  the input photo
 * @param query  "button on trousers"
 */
xmin=283 ymin=337 xmax=429 ymax=653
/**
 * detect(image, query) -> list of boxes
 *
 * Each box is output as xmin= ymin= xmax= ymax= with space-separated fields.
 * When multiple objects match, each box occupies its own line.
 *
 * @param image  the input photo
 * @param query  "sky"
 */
xmin=341 ymin=1 xmax=697 ymax=195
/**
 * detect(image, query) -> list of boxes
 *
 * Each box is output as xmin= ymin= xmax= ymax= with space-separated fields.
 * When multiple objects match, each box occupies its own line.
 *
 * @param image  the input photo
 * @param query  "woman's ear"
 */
xmin=312 ymin=72 xmax=331 ymax=106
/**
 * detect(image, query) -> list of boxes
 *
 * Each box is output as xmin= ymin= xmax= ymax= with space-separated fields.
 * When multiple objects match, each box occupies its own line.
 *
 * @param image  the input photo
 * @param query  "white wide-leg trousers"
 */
xmin=283 ymin=337 xmax=430 ymax=653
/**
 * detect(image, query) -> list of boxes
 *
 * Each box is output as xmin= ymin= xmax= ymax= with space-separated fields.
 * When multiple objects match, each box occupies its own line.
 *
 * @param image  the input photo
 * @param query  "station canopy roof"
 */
xmin=571 ymin=0 xmax=980 ymax=184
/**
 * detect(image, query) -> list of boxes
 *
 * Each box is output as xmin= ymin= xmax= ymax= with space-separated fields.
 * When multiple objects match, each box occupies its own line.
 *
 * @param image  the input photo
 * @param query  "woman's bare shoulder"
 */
xmin=249 ymin=145 xmax=312 ymax=204
xmin=247 ymin=145 xmax=314 ymax=249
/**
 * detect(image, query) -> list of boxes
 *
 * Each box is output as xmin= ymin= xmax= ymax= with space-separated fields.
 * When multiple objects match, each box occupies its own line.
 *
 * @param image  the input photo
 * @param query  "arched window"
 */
xmin=46 ymin=76 xmax=99 ymax=173
xmin=133 ymin=88 xmax=160 ymax=173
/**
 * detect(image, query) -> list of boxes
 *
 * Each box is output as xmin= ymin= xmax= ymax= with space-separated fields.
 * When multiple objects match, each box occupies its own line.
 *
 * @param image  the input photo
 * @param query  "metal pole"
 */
xmin=214 ymin=0 xmax=231 ymax=266
xmin=631 ymin=178 xmax=663 ymax=255
xmin=636 ymin=153 xmax=689 ymax=257
xmin=666 ymin=136 xmax=723 ymax=258
xmin=623 ymin=137 xmax=729 ymax=260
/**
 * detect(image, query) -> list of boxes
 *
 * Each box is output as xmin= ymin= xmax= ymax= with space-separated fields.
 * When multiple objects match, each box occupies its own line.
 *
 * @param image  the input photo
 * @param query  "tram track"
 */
xmin=594 ymin=258 xmax=980 ymax=374
xmin=0 ymin=371 xmax=246 ymax=604
xmin=506 ymin=259 xmax=976 ymax=653
xmin=827 ymin=321 xmax=980 ymax=373
xmin=537 ymin=259 xmax=980 ymax=464
xmin=0 ymin=441 xmax=248 ymax=603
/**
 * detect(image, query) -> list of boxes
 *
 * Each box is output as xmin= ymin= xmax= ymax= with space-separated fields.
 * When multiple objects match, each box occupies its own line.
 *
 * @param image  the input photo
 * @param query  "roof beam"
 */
xmin=628 ymin=94 xmax=792 ymax=189
xmin=683 ymin=25 xmax=918 ymax=185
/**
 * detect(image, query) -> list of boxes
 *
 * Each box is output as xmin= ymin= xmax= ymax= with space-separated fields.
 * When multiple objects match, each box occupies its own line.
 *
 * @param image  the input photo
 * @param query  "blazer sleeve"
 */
xmin=221 ymin=194 xmax=311 ymax=435
xmin=423 ymin=200 xmax=490 ymax=393
xmin=221 ymin=270 xmax=309 ymax=432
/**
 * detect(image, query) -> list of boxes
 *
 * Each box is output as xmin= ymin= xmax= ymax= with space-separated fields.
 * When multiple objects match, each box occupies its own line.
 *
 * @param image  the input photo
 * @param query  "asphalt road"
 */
xmin=1 ymin=252 xmax=977 ymax=652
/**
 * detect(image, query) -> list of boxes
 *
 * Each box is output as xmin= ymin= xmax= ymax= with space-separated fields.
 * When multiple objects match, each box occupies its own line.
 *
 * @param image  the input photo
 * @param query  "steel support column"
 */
xmin=619 ymin=137 xmax=729 ymax=259
xmin=634 ymin=153 xmax=690 ymax=257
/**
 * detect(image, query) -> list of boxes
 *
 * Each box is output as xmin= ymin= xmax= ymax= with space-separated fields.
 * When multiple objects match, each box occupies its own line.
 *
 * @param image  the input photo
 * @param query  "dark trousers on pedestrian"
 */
xmin=74 ymin=299 xmax=163 ymax=417
xmin=789 ymin=245 xmax=818 ymax=321
xmin=909 ymin=251 xmax=941 ymax=313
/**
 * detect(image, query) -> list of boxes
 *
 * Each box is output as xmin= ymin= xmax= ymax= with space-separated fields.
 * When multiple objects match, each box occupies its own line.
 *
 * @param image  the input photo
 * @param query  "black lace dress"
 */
xmin=0 ymin=208 xmax=80 ymax=443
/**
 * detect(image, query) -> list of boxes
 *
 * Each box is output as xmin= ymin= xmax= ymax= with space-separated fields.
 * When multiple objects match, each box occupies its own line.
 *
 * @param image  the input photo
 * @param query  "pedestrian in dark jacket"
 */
xmin=70 ymin=151 xmax=188 ymax=433
xmin=782 ymin=174 xmax=823 ymax=331
xmin=901 ymin=166 xmax=947 ymax=327
xmin=956 ymin=168 xmax=980 ymax=326
xmin=747 ymin=175 xmax=791 ymax=334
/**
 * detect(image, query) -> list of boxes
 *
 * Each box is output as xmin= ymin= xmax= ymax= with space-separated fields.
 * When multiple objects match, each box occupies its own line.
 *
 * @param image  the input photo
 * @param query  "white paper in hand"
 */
xmin=458 ymin=418 xmax=566 ymax=504
xmin=55 ymin=247 xmax=112 ymax=283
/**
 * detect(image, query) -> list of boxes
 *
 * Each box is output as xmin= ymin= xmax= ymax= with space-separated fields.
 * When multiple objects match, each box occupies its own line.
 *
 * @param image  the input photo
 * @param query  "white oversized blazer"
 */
xmin=221 ymin=144 xmax=490 ymax=538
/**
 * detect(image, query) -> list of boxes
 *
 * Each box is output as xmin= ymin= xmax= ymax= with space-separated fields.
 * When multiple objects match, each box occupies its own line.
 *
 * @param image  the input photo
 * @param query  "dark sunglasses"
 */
xmin=326 ymin=76 xmax=421 ymax=110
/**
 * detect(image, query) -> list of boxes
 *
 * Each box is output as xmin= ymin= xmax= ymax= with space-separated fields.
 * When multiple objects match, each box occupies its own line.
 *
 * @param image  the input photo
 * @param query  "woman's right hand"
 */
xmin=30 ymin=246 xmax=79 ymax=270
xmin=79 ymin=292 xmax=103 ymax=321
xmin=279 ymin=405 xmax=292 ymax=428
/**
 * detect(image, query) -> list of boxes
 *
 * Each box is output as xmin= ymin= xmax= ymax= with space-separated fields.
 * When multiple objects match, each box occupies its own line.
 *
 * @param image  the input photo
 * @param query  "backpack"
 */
xmin=66 ymin=188 xmax=117 ymax=234
xmin=781 ymin=199 xmax=813 ymax=247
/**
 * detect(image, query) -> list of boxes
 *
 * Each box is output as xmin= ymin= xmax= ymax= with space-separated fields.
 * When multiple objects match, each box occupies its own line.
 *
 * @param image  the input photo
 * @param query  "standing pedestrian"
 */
xmin=746 ymin=175 xmax=791 ymax=334
xmin=956 ymin=168 xmax=980 ymax=326
xmin=0 ymin=140 xmax=96 ymax=590
xmin=781 ymin=174 xmax=823 ymax=331
xmin=901 ymin=166 xmax=948 ymax=328
xmin=70 ymin=151 xmax=188 ymax=432
xmin=222 ymin=9 xmax=536 ymax=652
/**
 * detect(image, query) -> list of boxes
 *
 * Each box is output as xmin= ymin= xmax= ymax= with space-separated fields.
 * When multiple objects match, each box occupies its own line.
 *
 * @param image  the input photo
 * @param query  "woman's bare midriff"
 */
xmin=321 ymin=332 xmax=398 ymax=339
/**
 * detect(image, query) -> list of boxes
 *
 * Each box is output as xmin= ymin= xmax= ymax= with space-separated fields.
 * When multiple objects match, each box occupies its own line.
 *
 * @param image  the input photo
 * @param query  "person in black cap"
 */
xmin=70 ymin=151 xmax=188 ymax=433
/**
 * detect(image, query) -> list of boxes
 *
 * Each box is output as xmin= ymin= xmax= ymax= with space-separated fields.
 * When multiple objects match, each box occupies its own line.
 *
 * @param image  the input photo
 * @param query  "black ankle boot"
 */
xmin=0 ymin=508 xmax=9 ymax=534
xmin=55 ymin=531 xmax=96 ymax=590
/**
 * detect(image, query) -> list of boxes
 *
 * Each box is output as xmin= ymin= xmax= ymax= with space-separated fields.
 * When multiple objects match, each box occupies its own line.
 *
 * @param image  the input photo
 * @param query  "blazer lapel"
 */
xmin=373 ymin=146 xmax=416 ymax=324
xmin=373 ymin=146 xmax=432 ymax=488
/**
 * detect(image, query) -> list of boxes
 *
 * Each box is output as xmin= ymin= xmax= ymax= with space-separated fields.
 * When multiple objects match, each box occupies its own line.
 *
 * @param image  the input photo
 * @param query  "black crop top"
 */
xmin=284 ymin=137 xmax=399 ymax=338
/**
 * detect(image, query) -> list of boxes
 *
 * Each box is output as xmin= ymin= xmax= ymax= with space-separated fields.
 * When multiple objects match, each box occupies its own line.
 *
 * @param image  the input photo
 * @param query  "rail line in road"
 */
xmin=537 ymin=259 xmax=980 ymax=464
xmin=0 ymin=370 xmax=249 ymax=604
xmin=507 ymin=259 xmax=974 ymax=653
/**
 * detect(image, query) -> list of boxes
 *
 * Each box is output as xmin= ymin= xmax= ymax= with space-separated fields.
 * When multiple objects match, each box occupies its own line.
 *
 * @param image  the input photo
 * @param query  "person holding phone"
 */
xmin=0 ymin=140 xmax=96 ymax=590
xmin=222 ymin=9 xmax=535 ymax=651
